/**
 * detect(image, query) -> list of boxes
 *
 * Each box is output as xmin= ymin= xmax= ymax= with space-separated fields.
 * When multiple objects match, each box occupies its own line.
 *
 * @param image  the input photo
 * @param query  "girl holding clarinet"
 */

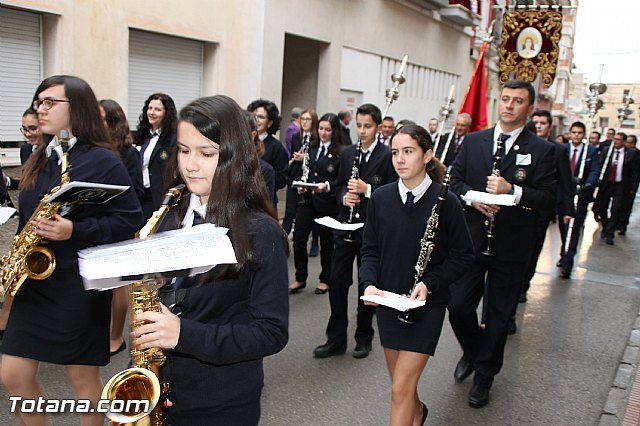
xmin=360 ymin=124 xmax=473 ymax=425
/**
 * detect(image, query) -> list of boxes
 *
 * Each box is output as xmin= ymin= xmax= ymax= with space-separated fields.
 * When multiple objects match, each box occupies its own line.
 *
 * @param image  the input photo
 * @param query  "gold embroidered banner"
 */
xmin=499 ymin=10 xmax=563 ymax=87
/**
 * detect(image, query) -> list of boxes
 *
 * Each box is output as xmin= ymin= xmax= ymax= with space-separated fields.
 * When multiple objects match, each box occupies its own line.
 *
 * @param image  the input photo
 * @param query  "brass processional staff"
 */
xmin=432 ymin=85 xmax=456 ymax=161
xmin=562 ymin=77 xmax=606 ymax=254
xmin=343 ymin=54 xmax=408 ymax=242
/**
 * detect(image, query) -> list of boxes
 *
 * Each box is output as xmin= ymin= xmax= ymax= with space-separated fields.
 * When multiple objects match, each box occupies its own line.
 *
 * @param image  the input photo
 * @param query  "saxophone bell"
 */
xmin=24 ymin=246 xmax=57 ymax=280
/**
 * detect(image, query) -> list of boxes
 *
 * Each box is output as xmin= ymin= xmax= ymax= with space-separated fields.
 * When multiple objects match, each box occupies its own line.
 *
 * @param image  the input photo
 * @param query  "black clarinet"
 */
xmin=480 ymin=134 xmax=506 ymax=257
xmin=343 ymin=138 xmax=362 ymax=243
xmin=398 ymin=174 xmax=450 ymax=324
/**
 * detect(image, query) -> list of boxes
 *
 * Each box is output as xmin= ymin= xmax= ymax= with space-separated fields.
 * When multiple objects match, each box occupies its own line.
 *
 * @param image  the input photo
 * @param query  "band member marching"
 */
xmin=313 ymin=103 xmax=397 ymax=360
xmin=361 ymin=124 xmax=474 ymax=424
xmin=290 ymin=113 xmax=343 ymax=295
xmin=131 ymin=95 xmax=289 ymax=424
xmin=447 ymin=80 xmax=556 ymax=408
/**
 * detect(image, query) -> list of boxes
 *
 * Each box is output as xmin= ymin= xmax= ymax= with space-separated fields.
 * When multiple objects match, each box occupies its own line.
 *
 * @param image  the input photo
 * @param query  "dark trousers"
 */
xmin=142 ymin=187 xmax=155 ymax=221
xmin=618 ymin=190 xmax=637 ymax=231
xmin=448 ymin=256 xmax=525 ymax=387
xmin=282 ymin=185 xmax=299 ymax=234
xmin=326 ymin=231 xmax=375 ymax=345
xmin=522 ymin=218 xmax=551 ymax=293
xmin=559 ymin=194 xmax=590 ymax=272
xmin=293 ymin=203 xmax=334 ymax=283
xmin=596 ymin=182 xmax=624 ymax=239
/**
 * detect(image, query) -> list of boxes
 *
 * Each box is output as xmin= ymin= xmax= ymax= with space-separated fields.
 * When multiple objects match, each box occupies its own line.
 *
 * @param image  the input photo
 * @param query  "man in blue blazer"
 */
xmin=448 ymin=80 xmax=556 ymax=408
xmin=558 ymin=121 xmax=600 ymax=278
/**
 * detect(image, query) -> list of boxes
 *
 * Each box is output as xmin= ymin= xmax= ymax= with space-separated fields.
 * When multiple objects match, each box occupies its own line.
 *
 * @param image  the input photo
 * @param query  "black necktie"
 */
xmin=193 ymin=211 xmax=203 ymax=226
xmin=317 ymin=145 xmax=326 ymax=161
xmin=360 ymin=151 xmax=368 ymax=167
xmin=498 ymin=133 xmax=509 ymax=168
xmin=405 ymin=191 xmax=414 ymax=211
xmin=141 ymin=132 xmax=159 ymax=156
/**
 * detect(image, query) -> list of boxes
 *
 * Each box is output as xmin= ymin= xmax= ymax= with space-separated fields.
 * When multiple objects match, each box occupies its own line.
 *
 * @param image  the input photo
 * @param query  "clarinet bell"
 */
xmin=398 ymin=310 xmax=416 ymax=324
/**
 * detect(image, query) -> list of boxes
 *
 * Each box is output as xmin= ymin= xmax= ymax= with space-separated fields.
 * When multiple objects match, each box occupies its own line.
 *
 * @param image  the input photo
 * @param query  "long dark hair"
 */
xmin=134 ymin=93 xmax=177 ymax=146
xmin=169 ymin=95 xmax=284 ymax=279
xmin=392 ymin=124 xmax=445 ymax=183
xmin=22 ymin=75 xmax=114 ymax=189
xmin=100 ymin=99 xmax=133 ymax=156
xmin=318 ymin=112 xmax=344 ymax=156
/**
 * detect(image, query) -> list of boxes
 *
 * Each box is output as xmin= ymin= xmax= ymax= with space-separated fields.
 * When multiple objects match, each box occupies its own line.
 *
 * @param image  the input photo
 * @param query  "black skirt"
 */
xmin=1 ymin=269 xmax=112 ymax=366
xmin=376 ymin=303 xmax=446 ymax=355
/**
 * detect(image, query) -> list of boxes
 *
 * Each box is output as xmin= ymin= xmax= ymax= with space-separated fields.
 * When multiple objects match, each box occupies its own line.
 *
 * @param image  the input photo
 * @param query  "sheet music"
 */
xmin=314 ymin=216 xmax=365 ymax=231
xmin=0 ymin=207 xmax=17 ymax=224
xmin=79 ymin=224 xmax=237 ymax=290
xmin=462 ymin=190 xmax=517 ymax=206
xmin=360 ymin=291 xmax=426 ymax=312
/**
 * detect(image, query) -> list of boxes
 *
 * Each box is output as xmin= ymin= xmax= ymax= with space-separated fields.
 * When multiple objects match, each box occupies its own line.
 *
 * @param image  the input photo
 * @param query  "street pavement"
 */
xmin=0 ymin=181 xmax=638 ymax=425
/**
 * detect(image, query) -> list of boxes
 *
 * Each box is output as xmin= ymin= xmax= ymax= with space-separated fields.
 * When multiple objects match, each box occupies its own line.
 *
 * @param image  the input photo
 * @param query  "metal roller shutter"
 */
xmin=0 ymin=7 xmax=41 ymax=144
xmin=128 ymin=29 xmax=203 ymax=129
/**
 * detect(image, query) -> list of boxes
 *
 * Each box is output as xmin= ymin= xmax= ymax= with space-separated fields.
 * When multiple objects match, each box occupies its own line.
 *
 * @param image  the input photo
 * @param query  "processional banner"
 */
xmin=499 ymin=10 xmax=563 ymax=87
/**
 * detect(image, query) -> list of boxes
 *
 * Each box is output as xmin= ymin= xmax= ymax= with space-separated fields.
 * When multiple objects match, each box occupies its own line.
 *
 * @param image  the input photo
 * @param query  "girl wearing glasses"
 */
xmin=20 ymin=108 xmax=43 ymax=165
xmin=0 ymin=75 xmax=143 ymax=426
xmin=131 ymin=95 xmax=289 ymax=424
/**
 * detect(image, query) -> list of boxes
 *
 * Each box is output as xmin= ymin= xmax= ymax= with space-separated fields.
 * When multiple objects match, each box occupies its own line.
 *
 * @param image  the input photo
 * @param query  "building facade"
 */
xmin=1 ymin=0 xmax=485 ymax=157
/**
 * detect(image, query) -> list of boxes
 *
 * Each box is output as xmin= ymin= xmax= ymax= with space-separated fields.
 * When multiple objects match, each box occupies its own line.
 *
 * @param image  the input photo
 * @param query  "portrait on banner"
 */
xmin=499 ymin=10 xmax=563 ymax=87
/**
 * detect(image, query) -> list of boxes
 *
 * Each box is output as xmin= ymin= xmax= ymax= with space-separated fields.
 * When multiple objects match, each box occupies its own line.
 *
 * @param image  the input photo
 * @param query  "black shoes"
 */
xmin=556 ymin=258 xmax=563 ymax=267
xmin=561 ymin=269 xmax=571 ymax=279
xmin=313 ymin=340 xmax=347 ymax=358
xmin=518 ymin=291 xmax=527 ymax=303
xmin=353 ymin=343 xmax=372 ymax=359
xmin=606 ymin=236 xmax=614 ymax=245
xmin=468 ymin=384 xmax=491 ymax=408
xmin=110 ymin=340 xmax=127 ymax=357
xmin=420 ymin=402 xmax=428 ymax=425
xmin=454 ymin=356 xmax=474 ymax=382
xmin=289 ymin=281 xmax=306 ymax=294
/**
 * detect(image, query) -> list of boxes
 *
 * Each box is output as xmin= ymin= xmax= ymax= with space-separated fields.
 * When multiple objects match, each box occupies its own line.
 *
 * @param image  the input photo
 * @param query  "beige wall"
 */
xmin=3 ymin=0 xmax=477 ymax=126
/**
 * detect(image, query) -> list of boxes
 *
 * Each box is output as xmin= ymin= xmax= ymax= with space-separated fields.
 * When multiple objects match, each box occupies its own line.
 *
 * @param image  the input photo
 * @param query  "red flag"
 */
xmin=459 ymin=42 xmax=488 ymax=132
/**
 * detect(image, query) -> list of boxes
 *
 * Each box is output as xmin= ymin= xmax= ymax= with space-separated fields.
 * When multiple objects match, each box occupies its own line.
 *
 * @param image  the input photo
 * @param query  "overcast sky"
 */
xmin=572 ymin=0 xmax=640 ymax=84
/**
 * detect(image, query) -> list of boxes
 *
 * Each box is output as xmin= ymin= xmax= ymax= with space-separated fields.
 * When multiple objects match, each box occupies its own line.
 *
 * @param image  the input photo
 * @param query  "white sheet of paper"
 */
xmin=292 ymin=181 xmax=321 ymax=188
xmin=314 ymin=216 xmax=365 ymax=231
xmin=360 ymin=291 xmax=426 ymax=312
xmin=79 ymin=224 xmax=236 ymax=290
xmin=462 ymin=190 xmax=517 ymax=206
xmin=0 ymin=207 xmax=17 ymax=224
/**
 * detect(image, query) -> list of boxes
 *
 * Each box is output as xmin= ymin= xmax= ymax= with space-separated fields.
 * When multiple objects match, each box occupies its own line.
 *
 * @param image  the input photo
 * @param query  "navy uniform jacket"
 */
xmin=334 ymin=142 xmax=397 ymax=225
xmin=143 ymin=130 xmax=176 ymax=210
xmin=450 ymin=127 xmax=556 ymax=262
xmin=565 ymin=143 xmax=600 ymax=206
xmin=597 ymin=146 xmax=640 ymax=195
xmin=290 ymin=143 xmax=342 ymax=217
xmin=159 ymin=211 xmax=289 ymax=425
xmin=261 ymin=134 xmax=289 ymax=197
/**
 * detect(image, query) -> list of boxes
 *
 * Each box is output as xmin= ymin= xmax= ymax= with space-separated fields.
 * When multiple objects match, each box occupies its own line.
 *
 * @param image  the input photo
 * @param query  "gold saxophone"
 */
xmin=1 ymin=131 xmax=72 ymax=297
xmin=101 ymin=184 xmax=184 ymax=426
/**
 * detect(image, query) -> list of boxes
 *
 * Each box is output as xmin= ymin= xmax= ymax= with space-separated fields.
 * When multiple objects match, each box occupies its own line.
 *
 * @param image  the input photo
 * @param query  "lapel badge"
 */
xmin=159 ymin=150 xmax=169 ymax=161
xmin=326 ymin=164 xmax=335 ymax=173
xmin=515 ymin=167 xmax=527 ymax=182
xmin=372 ymin=174 xmax=382 ymax=185
xmin=327 ymin=153 xmax=332 ymax=159
xmin=513 ymin=145 xmax=520 ymax=152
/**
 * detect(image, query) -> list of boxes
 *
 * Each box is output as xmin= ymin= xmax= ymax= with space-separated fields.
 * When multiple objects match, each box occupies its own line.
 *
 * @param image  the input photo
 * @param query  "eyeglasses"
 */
xmin=20 ymin=125 xmax=39 ymax=134
xmin=33 ymin=98 xmax=70 ymax=111
xmin=300 ymin=117 xmax=312 ymax=122
xmin=253 ymin=113 xmax=268 ymax=121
